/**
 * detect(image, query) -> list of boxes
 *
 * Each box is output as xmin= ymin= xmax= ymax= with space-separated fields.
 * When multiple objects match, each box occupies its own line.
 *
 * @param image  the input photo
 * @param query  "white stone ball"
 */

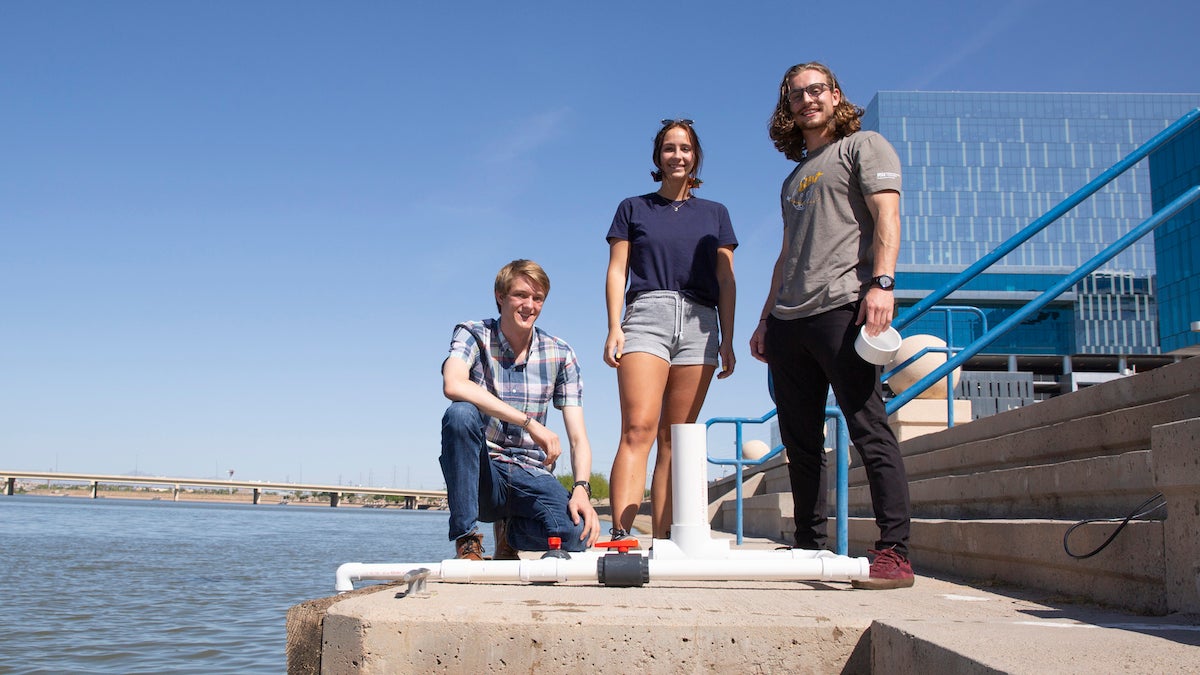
xmin=741 ymin=439 xmax=771 ymax=460
xmin=887 ymin=334 xmax=960 ymax=399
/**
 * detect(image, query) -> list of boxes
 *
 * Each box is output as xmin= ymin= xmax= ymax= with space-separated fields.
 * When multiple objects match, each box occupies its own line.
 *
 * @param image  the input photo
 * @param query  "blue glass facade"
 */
xmin=1150 ymin=118 xmax=1200 ymax=354
xmin=864 ymin=92 xmax=1200 ymax=356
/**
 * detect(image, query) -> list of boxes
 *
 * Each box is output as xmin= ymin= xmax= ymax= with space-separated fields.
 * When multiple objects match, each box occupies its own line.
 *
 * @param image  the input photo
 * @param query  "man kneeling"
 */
xmin=439 ymin=259 xmax=601 ymax=559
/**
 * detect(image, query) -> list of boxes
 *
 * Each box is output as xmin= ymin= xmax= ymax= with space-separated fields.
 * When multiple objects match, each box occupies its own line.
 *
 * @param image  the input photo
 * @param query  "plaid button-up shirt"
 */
xmin=445 ymin=318 xmax=583 ymax=473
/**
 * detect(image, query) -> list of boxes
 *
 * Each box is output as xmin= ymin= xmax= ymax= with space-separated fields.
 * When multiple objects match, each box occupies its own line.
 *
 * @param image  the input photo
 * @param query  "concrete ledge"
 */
xmin=717 ymin=492 xmax=795 ymax=541
xmin=888 ymin=399 xmax=973 ymax=443
xmin=849 ymin=451 xmax=1159 ymax=519
xmin=899 ymin=357 xmax=1200 ymax=458
xmin=1152 ymin=418 xmax=1200 ymax=614
xmin=290 ymin=572 xmax=1200 ymax=673
xmin=706 ymin=471 xmax=765 ymax=528
xmin=872 ymin=616 xmax=1200 ymax=674
xmin=317 ymin=580 xmax=873 ymax=674
xmin=881 ymin=393 xmax=1199 ymax=482
xmin=848 ymin=517 xmax=1167 ymax=614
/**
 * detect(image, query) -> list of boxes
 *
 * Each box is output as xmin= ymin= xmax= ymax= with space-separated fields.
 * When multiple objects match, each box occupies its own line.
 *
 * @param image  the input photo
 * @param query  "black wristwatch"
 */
xmin=870 ymin=274 xmax=895 ymax=291
xmin=572 ymin=480 xmax=592 ymax=498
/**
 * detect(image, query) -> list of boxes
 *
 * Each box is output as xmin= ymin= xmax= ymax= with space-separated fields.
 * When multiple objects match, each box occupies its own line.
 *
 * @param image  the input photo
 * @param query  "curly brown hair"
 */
xmin=768 ymin=62 xmax=864 ymax=162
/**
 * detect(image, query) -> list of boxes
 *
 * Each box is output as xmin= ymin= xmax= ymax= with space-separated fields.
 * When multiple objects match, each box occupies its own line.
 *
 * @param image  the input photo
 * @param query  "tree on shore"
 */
xmin=556 ymin=472 xmax=610 ymax=501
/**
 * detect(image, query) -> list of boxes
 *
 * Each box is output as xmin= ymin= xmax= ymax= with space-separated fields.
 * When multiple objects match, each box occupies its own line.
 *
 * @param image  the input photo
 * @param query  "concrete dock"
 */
xmin=287 ymin=363 xmax=1200 ymax=673
xmin=287 ymin=536 xmax=1200 ymax=674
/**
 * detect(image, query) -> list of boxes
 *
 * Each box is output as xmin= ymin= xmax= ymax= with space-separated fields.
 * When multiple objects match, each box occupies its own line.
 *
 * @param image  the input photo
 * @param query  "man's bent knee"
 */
xmin=442 ymin=401 xmax=483 ymax=429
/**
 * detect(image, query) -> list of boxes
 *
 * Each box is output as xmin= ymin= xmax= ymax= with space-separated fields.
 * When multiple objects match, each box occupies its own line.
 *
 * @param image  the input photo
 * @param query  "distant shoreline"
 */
xmin=9 ymin=485 xmax=438 ymax=509
xmin=12 ymin=487 xmax=646 ymax=530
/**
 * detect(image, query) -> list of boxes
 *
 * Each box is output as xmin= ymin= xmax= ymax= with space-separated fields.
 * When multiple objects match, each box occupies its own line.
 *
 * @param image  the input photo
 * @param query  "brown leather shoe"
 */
xmin=493 ymin=520 xmax=520 ymax=560
xmin=455 ymin=533 xmax=485 ymax=561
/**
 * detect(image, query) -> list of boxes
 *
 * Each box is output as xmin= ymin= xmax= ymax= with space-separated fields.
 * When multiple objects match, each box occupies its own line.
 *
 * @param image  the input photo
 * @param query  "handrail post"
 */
xmin=829 ymin=407 xmax=850 ymax=556
xmin=734 ymin=421 xmax=745 ymax=544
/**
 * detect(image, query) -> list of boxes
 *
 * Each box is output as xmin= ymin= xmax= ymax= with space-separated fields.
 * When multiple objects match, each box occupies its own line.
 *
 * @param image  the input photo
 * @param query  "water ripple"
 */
xmin=0 ymin=495 xmax=454 ymax=673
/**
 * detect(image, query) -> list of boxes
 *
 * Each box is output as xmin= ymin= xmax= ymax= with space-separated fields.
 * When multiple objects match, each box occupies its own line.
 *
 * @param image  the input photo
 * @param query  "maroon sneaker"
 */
xmin=851 ymin=547 xmax=914 ymax=589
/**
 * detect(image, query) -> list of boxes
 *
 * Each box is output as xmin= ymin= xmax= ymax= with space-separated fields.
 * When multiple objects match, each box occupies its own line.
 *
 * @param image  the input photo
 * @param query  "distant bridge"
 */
xmin=0 ymin=470 xmax=446 ymax=508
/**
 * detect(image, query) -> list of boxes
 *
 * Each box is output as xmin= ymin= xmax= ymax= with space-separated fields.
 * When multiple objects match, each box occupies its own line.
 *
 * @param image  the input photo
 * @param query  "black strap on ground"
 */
xmin=1063 ymin=492 xmax=1167 ymax=559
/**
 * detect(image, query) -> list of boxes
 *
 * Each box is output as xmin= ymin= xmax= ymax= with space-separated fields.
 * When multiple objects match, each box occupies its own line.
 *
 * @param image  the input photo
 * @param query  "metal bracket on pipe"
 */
xmin=394 ymin=568 xmax=432 ymax=599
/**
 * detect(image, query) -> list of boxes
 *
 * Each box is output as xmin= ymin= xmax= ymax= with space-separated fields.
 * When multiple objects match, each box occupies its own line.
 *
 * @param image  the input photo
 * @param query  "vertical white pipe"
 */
xmin=671 ymin=424 xmax=709 ymax=528
xmin=668 ymin=424 xmax=728 ymax=558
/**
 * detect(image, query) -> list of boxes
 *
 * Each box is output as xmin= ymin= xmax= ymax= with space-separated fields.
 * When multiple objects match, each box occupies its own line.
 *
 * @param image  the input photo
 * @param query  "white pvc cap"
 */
xmin=854 ymin=326 xmax=902 ymax=366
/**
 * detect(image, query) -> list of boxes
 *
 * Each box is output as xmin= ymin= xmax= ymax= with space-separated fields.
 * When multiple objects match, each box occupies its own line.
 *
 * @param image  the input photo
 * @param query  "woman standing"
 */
xmin=604 ymin=119 xmax=737 ymax=540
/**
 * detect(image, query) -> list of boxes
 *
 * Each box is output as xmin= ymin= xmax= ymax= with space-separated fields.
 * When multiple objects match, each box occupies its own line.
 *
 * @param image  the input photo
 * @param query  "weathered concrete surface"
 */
xmin=850 ymin=517 xmax=1167 ymax=615
xmin=897 ymin=450 xmax=1158 ymax=519
xmin=872 ymin=615 xmax=1200 ymax=675
xmin=321 ymin=581 xmax=868 ymax=673
xmin=898 ymin=357 xmax=1200 ymax=463
xmin=888 ymin=398 xmax=973 ymax=442
xmin=295 ymin=566 xmax=1200 ymax=674
xmin=1154 ymin=418 xmax=1200 ymax=615
xmin=875 ymin=392 xmax=1199 ymax=483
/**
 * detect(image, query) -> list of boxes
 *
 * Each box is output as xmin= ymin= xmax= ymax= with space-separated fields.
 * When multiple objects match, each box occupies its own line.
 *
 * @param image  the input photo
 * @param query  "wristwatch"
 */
xmin=870 ymin=274 xmax=895 ymax=291
xmin=572 ymin=480 xmax=592 ymax=499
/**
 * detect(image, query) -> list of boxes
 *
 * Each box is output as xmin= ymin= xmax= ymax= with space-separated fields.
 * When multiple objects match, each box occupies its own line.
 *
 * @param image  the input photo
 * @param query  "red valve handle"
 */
xmin=595 ymin=538 xmax=640 ymax=554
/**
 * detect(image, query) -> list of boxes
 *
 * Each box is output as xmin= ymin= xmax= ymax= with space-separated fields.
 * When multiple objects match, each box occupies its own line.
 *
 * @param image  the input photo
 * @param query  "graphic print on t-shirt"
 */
xmin=787 ymin=171 xmax=824 ymax=211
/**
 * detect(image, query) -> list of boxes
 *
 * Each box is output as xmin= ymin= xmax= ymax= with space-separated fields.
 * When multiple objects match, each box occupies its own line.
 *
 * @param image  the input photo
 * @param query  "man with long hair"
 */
xmin=749 ymin=62 xmax=913 ymax=589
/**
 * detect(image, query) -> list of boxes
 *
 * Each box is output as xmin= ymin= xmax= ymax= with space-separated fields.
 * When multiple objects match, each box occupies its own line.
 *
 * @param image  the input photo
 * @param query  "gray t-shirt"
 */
xmin=772 ymin=131 xmax=901 ymax=319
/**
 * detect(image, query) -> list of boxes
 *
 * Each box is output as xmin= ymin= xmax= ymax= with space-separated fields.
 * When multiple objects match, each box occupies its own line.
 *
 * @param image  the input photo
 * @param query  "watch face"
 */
xmin=876 ymin=275 xmax=894 ymax=289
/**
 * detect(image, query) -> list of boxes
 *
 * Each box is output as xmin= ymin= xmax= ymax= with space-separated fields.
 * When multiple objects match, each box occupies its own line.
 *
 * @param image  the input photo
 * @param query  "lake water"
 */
xmin=0 ymin=495 xmax=485 ymax=674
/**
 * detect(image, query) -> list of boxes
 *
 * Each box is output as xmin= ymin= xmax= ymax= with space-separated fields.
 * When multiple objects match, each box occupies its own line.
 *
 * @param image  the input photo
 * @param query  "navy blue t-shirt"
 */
xmin=606 ymin=193 xmax=738 ymax=307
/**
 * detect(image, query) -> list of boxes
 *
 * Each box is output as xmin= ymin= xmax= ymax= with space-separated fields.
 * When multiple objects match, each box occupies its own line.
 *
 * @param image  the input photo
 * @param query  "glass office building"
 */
xmin=1150 ymin=118 xmax=1200 ymax=355
xmin=863 ymin=92 xmax=1200 ymax=361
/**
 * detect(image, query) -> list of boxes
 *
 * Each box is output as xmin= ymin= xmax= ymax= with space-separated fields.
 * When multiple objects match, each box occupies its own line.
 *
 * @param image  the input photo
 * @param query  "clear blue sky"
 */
xmin=4 ymin=0 xmax=1198 ymax=489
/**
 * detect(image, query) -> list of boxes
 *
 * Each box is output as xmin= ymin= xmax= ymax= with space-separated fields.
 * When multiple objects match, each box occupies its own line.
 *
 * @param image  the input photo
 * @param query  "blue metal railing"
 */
xmin=707 ymin=407 xmax=849 ymax=554
xmin=705 ymin=107 xmax=1200 ymax=553
xmin=887 ymin=185 xmax=1200 ymax=414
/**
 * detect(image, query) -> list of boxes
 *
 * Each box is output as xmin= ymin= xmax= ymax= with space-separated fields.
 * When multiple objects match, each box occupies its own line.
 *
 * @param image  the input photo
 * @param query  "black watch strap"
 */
xmin=572 ymin=480 xmax=592 ymax=498
xmin=871 ymin=274 xmax=895 ymax=290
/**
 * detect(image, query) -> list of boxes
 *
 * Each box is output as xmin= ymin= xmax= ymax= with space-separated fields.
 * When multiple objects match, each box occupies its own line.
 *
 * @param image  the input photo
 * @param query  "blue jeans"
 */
xmin=439 ymin=402 xmax=588 ymax=552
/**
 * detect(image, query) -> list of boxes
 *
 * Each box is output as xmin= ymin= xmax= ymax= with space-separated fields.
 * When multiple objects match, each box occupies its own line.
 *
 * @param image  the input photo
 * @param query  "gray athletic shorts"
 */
xmin=620 ymin=290 xmax=719 ymax=366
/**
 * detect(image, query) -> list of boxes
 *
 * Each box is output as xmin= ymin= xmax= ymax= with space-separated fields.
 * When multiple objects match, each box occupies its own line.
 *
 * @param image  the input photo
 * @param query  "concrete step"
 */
xmin=849 ymin=449 xmax=1160 ymax=519
xmin=900 ymin=357 xmax=1200 ymax=460
xmin=872 ymin=615 xmax=1200 ymax=674
xmin=715 ymin=418 xmax=1200 ymax=617
xmin=891 ymin=358 xmax=1200 ymax=482
xmin=860 ymin=391 xmax=1199 ymax=484
xmin=714 ymin=491 xmax=795 ymax=542
xmin=848 ymin=516 xmax=1168 ymax=615
xmin=720 ymin=500 xmax=1169 ymax=615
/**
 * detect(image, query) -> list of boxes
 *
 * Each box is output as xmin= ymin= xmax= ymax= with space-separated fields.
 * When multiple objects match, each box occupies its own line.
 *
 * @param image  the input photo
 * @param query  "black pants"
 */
xmin=765 ymin=304 xmax=911 ymax=557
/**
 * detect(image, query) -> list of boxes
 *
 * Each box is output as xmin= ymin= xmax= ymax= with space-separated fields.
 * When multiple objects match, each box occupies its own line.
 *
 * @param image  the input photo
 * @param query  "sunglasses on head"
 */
xmin=661 ymin=118 xmax=695 ymax=126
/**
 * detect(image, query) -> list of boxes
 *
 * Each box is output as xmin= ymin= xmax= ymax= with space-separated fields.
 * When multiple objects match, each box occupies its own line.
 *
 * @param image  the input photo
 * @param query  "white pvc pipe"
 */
xmin=335 ymin=422 xmax=871 ymax=591
xmin=667 ymin=424 xmax=730 ymax=559
xmin=336 ymin=553 xmax=868 ymax=592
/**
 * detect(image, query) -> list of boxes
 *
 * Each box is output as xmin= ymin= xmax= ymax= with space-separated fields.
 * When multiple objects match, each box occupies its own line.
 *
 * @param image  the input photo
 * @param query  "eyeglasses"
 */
xmin=786 ymin=83 xmax=831 ymax=103
xmin=661 ymin=118 xmax=695 ymax=126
